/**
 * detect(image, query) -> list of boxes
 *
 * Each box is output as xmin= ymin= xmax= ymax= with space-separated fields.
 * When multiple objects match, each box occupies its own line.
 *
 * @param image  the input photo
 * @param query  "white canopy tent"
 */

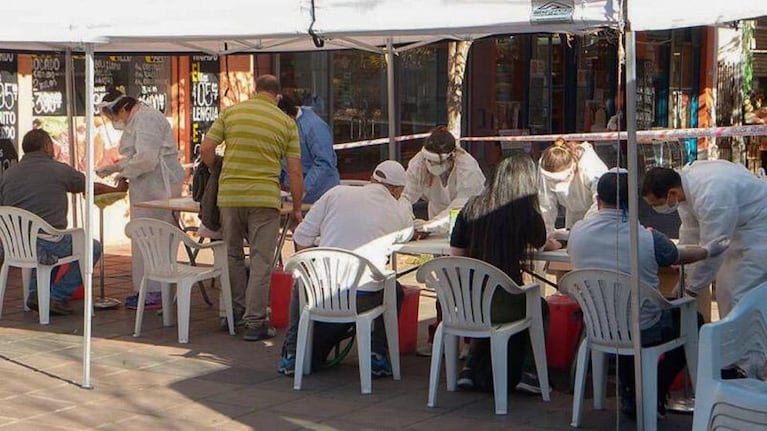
xmin=1 ymin=3 xmax=765 ymax=411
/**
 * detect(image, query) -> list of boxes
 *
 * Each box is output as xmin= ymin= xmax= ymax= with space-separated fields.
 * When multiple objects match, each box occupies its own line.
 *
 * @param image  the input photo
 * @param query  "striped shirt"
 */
xmin=206 ymin=94 xmax=300 ymax=209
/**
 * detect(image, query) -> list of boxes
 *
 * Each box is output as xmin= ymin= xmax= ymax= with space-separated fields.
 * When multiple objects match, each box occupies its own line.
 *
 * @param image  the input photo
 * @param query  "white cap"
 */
xmin=372 ymin=160 xmax=407 ymax=187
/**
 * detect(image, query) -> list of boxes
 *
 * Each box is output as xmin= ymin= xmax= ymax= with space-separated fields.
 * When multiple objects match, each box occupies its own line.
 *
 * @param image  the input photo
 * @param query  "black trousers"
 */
xmin=618 ymin=309 xmax=704 ymax=402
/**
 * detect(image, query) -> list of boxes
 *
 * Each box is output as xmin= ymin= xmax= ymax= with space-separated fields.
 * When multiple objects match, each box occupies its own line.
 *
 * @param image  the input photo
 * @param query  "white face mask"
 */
xmin=112 ymin=119 xmax=126 ymax=130
xmin=426 ymin=162 xmax=451 ymax=176
xmin=652 ymin=199 xmax=679 ymax=214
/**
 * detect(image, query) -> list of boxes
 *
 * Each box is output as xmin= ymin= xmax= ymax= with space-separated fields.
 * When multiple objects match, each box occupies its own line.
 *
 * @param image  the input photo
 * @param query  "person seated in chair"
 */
xmin=278 ymin=160 xmax=413 ymax=378
xmin=567 ymin=169 xmax=729 ymax=419
xmin=0 ymin=129 xmax=127 ymax=316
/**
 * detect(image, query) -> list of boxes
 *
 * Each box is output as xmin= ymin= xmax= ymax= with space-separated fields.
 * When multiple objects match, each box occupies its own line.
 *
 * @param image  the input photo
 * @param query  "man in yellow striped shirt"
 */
xmin=201 ymin=74 xmax=304 ymax=341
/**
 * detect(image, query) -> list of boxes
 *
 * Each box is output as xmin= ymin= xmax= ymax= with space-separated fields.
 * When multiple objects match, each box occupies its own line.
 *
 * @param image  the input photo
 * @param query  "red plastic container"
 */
xmin=398 ymin=285 xmax=421 ymax=354
xmin=545 ymin=293 xmax=584 ymax=370
xmin=270 ymin=266 xmax=294 ymax=329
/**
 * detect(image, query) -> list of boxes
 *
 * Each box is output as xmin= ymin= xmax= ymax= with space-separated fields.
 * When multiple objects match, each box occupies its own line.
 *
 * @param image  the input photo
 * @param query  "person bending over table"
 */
xmin=568 ymin=169 xmax=729 ymax=419
xmin=402 ymin=126 xmax=485 ymax=235
xmin=449 ymin=151 xmax=551 ymax=393
xmin=278 ymin=160 xmax=414 ymax=378
xmin=0 ymin=129 xmax=128 ymax=316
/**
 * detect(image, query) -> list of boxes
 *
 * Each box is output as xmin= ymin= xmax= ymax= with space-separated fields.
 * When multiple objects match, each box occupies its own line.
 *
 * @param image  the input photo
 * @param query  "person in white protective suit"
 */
xmin=641 ymin=161 xmax=767 ymax=317
xmin=538 ymin=139 xmax=608 ymax=248
xmin=401 ymin=126 xmax=485 ymax=234
xmin=97 ymin=87 xmax=185 ymax=308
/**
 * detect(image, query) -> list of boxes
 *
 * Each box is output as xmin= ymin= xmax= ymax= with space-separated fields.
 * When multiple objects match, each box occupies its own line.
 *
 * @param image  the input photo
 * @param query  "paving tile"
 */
xmin=332 ymin=404 xmax=440 ymax=429
xmin=232 ymin=410 xmax=325 ymax=431
xmin=269 ymin=394 xmax=371 ymax=420
xmin=0 ymin=251 xmax=695 ymax=431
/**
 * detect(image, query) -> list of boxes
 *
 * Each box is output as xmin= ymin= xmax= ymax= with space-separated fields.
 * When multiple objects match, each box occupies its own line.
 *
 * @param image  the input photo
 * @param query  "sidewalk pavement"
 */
xmin=0 ymin=248 xmax=695 ymax=430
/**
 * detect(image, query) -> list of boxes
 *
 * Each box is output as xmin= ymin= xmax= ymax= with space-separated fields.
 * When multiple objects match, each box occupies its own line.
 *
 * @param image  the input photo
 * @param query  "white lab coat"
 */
xmin=402 ymin=147 xmax=485 ymax=233
xmin=118 ymin=104 xmax=185 ymax=290
xmin=676 ymin=160 xmax=767 ymax=317
xmin=538 ymin=142 xmax=608 ymax=236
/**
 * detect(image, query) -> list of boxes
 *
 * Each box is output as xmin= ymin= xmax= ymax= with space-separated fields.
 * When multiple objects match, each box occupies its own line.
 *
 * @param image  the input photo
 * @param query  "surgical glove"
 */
xmin=96 ymin=164 xmax=121 ymax=178
xmin=552 ymin=228 xmax=570 ymax=241
xmin=413 ymin=219 xmax=426 ymax=232
xmin=703 ymin=235 xmax=730 ymax=258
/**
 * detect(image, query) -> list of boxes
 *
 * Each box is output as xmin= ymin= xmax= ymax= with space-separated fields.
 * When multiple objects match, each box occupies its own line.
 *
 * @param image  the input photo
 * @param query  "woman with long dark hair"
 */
xmin=449 ymin=151 xmax=548 ymax=391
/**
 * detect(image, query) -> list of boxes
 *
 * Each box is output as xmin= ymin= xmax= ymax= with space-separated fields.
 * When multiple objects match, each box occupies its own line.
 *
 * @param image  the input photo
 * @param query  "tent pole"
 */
xmin=82 ymin=43 xmax=95 ymax=390
xmin=386 ymin=38 xmax=397 ymax=161
xmin=64 ymin=49 xmax=79 ymax=227
xmin=626 ymin=29 xmax=645 ymax=429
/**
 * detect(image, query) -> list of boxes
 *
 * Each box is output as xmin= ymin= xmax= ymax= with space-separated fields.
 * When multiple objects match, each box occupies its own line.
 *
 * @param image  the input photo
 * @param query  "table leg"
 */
xmin=93 ymin=206 xmax=120 ymax=309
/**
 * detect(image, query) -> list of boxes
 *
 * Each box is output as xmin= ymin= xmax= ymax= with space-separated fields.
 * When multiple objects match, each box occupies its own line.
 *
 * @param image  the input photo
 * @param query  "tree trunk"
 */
xmin=446 ymin=41 xmax=472 ymax=139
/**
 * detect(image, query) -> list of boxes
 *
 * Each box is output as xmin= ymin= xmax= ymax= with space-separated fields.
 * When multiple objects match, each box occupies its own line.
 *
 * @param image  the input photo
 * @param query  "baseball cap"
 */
xmin=372 ymin=160 xmax=407 ymax=187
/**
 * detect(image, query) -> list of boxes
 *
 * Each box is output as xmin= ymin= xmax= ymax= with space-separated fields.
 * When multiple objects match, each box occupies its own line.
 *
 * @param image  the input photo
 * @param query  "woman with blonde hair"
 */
xmin=538 ymin=138 xmax=607 ymax=247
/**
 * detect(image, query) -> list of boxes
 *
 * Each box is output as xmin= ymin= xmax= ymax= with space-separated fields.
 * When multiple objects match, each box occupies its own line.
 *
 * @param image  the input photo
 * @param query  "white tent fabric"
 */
xmin=630 ymin=1 xmax=767 ymax=31
xmin=312 ymin=0 xmax=620 ymax=50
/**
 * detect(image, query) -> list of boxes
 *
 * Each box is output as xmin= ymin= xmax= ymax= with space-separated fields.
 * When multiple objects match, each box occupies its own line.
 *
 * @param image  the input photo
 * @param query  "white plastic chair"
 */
xmin=559 ymin=269 xmax=699 ymax=431
xmin=693 ymin=284 xmax=767 ymax=431
xmin=125 ymin=218 xmax=235 ymax=343
xmin=416 ymin=256 xmax=551 ymax=415
xmin=0 ymin=206 xmax=85 ymax=325
xmin=285 ymin=247 xmax=400 ymax=394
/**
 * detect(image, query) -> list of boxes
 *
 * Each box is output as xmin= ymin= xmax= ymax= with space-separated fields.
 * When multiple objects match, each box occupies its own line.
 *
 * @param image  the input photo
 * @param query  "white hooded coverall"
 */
xmin=538 ymin=141 xmax=608 ymax=236
xmin=117 ymin=104 xmax=185 ymax=291
xmin=402 ymin=147 xmax=485 ymax=233
xmin=676 ymin=160 xmax=767 ymax=317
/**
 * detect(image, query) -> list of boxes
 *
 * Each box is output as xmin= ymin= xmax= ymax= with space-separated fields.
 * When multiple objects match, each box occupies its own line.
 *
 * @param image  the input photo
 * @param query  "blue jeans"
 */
xmin=29 ymin=236 xmax=102 ymax=302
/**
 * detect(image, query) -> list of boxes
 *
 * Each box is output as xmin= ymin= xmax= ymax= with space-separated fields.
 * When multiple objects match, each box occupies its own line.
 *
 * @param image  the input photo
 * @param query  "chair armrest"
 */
xmin=178 ymin=232 xmax=222 ymax=250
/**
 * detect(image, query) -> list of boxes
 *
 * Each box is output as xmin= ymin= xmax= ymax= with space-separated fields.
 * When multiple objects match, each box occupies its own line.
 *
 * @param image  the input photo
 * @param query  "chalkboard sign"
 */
xmin=31 ymin=54 xmax=66 ymax=116
xmin=129 ymin=56 xmax=171 ymax=114
xmin=190 ymin=55 xmax=220 ymax=160
xmin=0 ymin=52 xmax=19 ymax=162
xmin=72 ymin=55 xmax=132 ymax=114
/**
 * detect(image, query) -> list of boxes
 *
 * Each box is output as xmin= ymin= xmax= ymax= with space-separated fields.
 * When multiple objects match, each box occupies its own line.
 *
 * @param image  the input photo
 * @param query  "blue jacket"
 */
xmin=296 ymin=106 xmax=339 ymax=203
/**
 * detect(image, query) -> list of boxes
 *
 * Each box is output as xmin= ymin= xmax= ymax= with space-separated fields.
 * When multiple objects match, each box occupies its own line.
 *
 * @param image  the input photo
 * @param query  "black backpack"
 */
xmin=191 ymin=158 xmax=210 ymax=203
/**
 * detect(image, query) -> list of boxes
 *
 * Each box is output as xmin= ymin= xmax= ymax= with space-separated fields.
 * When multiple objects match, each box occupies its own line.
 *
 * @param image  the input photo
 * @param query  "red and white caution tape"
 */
xmin=459 ymin=125 xmax=767 ymax=144
xmin=333 ymin=132 xmax=430 ymax=150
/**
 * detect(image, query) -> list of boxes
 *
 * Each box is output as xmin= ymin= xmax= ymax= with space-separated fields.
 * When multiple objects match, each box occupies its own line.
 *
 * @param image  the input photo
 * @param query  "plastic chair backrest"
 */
xmin=285 ymin=247 xmax=384 ymax=316
xmin=0 ymin=206 xmax=50 ymax=266
xmin=416 ymin=256 xmax=523 ymax=331
xmin=559 ymin=269 xmax=668 ymax=348
xmin=125 ymin=218 xmax=182 ymax=275
xmin=702 ymin=284 xmax=767 ymax=379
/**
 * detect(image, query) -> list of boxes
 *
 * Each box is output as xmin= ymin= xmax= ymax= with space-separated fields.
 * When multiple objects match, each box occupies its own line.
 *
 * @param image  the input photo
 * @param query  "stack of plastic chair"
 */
xmin=416 ymin=256 xmax=550 ymax=415
xmin=126 ymin=218 xmax=235 ymax=343
xmin=693 ymin=284 xmax=767 ymax=431
xmin=285 ymin=247 xmax=400 ymax=394
xmin=0 ymin=206 xmax=85 ymax=324
xmin=559 ymin=269 xmax=699 ymax=431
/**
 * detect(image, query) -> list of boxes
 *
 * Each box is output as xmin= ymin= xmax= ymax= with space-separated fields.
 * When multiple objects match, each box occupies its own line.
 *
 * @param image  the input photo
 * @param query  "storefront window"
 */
xmin=279 ymin=52 xmax=330 ymax=121
xmin=398 ymin=45 xmax=447 ymax=163
xmin=331 ymin=51 xmax=388 ymax=178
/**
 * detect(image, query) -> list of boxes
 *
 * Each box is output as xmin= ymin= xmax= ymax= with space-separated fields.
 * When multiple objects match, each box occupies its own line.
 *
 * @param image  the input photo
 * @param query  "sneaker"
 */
xmin=457 ymin=367 xmax=475 ymax=391
xmin=26 ymin=296 xmax=73 ymax=316
xmin=125 ymin=292 xmax=162 ymax=310
xmin=371 ymin=352 xmax=393 ymax=378
xmin=242 ymin=324 xmax=275 ymax=341
xmin=516 ymin=372 xmax=542 ymax=395
xmin=278 ymin=354 xmax=296 ymax=376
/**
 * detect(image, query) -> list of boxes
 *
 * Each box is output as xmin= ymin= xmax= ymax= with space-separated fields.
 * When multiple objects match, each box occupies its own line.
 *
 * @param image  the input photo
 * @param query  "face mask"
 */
xmin=426 ymin=162 xmax=450 ymax=176
xmin=652 ymin=193 xmax=679 ymax=214
xmin=652 ymin=199 xmax=679 ymax=214
xmin=112 ymin=119 xmax=126 ymax=130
